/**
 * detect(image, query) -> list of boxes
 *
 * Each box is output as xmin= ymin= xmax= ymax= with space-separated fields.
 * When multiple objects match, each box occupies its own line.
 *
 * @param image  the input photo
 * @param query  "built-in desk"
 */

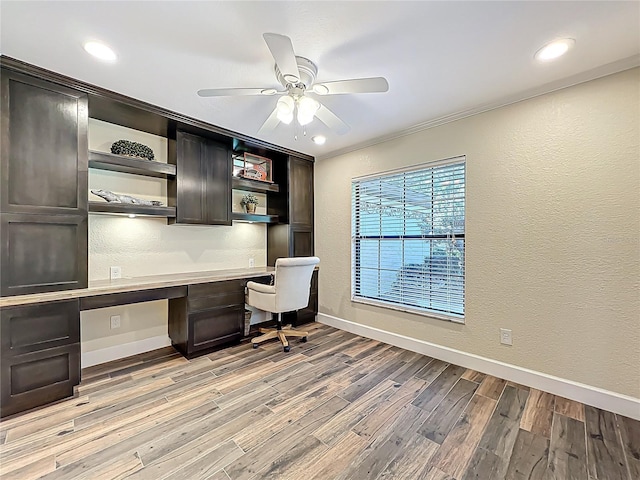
xmin=0 ymin=267 xmax=318 ymax=417
xmin=0 ymin=267 xmax=278 ymax=309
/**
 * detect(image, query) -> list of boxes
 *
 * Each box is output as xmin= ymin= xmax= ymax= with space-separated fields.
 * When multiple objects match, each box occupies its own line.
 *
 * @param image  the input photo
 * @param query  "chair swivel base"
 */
xmin=251 ymin=324 xmax=308 ymax=352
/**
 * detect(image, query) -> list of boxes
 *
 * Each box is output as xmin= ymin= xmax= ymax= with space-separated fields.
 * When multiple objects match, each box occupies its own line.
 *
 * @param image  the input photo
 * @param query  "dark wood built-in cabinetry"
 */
xmin=0 ymin=70 xmax=88 ymax=297
xmin=169 ymin=131 xmax=232 ymax=225
xmin=0 ymin=57 xmax=318 ymax=417
xmin=267 ymin=155 xmax=315 ymax=265
xmin=0 ymin=300 xmax=80 ymax=417
xmin=169 ymin=277 xmax=270 ymax=358
xmin=289 ymin=156 xmax=314 ymax=228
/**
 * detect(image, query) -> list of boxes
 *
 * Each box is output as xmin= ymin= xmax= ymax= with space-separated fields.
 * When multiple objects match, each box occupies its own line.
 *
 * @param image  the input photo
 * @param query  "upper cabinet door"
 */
xmin=204 ymin=140 xmax=231 ymax=225
xmin=288 ymin=156 xmax=313 ymax=228
xmin=173 ymin=132 xmax=207 ymax=224
xmin=171 ymin=131 xmax=231 ymax=225
xmin=0 ymin=70 xmax=88 ymax=216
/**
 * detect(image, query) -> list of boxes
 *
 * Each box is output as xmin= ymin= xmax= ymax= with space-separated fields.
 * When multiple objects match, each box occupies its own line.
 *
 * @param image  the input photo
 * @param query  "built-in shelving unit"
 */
xmin=232 ymin=212 xmax=278 ymax=224
xmin=89 ymin=202 xmax=176 ymax=217
xmin=0 ymin=55 xmax=317 ymax=419
xmin=232 ymin=176 xmax=279 ymax=193
xmin=88 ymin=150 xmax=176 ymax=178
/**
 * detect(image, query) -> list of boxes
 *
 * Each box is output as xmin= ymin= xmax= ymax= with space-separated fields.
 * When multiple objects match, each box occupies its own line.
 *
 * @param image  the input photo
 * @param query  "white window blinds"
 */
xmin=351 ymin=157 xmax=465 ymax=320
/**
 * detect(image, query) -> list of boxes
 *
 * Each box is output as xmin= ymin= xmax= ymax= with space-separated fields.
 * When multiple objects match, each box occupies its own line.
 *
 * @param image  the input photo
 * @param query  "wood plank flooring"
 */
xmin=1 ymin=323 xmax=638 ymax=480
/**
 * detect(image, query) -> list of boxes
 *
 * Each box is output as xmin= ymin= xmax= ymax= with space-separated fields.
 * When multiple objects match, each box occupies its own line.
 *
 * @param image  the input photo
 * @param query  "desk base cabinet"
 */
xmin=0 ymin=300 xmax=80 ymax=417
xmin=168 ymin=278 xmax=268 ymax=358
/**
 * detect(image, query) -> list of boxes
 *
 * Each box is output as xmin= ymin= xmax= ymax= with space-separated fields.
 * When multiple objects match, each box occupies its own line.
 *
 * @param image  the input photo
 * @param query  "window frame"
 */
xmin=351 ymin=156 xmax=466 ymax=323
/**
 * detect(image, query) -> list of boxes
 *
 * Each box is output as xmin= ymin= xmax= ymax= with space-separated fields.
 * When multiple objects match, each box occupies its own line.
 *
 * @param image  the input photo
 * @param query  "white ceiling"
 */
xmin=1 ymin=1 xmax=639 ymax=158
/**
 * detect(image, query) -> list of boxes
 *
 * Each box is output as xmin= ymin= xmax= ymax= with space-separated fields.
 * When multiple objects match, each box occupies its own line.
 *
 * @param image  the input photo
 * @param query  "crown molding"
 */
xmin=318 ymin=55 xmax=640 ymax=161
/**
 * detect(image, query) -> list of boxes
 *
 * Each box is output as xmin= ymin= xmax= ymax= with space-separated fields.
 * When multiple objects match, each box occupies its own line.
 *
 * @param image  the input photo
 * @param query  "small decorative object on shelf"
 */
xmin=233 ymin=152 xmax=273 ymax=183
xmin=91 ymin=189 xmax=163 ymax=206
xmin=240 ymin=193 xmax=259 ymax=214
xmin=110 ymin=140 xmax=155 ymax=161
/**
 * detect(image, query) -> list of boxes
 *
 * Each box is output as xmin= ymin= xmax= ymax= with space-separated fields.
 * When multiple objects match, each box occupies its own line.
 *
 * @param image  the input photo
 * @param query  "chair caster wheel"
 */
xmin=284 ymin=346 xmax=291 ymax=352
xmin=252 ymin=343 xmax=258 ymax=349
xmin=301 ymin=337 xmax=308 ymax=343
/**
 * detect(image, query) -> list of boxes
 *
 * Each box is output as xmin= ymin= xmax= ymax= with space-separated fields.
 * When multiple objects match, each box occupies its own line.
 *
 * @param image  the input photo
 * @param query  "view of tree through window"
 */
xmin=351 ymin=158 xmax=465 ymax=318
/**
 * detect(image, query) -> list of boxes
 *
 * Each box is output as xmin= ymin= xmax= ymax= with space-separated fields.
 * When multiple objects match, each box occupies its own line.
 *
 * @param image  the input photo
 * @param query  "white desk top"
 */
xmin=0 ymin=267 xmax=276 ymax=308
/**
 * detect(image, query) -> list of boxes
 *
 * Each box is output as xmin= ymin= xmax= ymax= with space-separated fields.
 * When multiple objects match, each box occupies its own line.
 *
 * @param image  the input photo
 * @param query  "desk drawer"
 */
xmin=188 ymin=291 xmax=244 ymax=312
xmin=1 ymin=300 xmax=80 ymax=358
xmin=188 ymin=280 xmax=246 ymax=298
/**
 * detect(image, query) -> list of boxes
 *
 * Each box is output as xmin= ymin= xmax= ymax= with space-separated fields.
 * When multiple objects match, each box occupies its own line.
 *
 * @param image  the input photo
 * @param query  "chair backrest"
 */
xmin=273 ymin=257 xmax=320 ymax=312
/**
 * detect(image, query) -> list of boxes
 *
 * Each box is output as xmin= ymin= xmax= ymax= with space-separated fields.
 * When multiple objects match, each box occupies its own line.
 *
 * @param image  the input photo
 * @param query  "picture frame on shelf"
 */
xmin=233 ymin=152 xmax=273 ymax=183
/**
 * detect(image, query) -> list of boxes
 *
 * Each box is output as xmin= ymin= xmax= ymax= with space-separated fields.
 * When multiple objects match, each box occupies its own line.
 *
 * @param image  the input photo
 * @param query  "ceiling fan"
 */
xmin=197 ymin=33 xmax=389 ymax=136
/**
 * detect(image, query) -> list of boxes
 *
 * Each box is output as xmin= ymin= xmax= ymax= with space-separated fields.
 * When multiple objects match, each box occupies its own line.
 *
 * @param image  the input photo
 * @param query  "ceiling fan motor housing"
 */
xmin=276 ymin=56 xmax=317 ymax=90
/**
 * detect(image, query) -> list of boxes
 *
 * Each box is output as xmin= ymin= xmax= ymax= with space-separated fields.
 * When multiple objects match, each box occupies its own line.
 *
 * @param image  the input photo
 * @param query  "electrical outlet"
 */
xmin=110 ymin=266 xmax=122 ymax=280
xmin=110 ymin=315 xmax=121 ymax=329
xmin=249 ymin=257 xmax=255 ymax=268
xmin=500 ymin=328 xmax=513 ymax=346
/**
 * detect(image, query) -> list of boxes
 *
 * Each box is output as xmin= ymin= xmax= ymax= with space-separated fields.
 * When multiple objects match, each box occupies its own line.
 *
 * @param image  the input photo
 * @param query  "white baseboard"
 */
xmin=81 ymin=335 xmax=172 ymax=369
xmin=318 ymin=313 xmax=640 ymax=420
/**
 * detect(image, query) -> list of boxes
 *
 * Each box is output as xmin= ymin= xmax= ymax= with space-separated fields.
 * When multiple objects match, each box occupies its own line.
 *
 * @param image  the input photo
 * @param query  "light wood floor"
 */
xmin=0 ymin=323 xmax=638 ymax=480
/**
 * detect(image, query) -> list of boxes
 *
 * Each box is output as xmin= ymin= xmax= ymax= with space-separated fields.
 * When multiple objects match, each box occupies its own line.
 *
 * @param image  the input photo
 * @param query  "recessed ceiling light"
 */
xmin=84 ymin=41 xmax=117 ymax=62
xmin=535 ymin=38 xmax=574 ymax=62
xmin=312 ymin=135 xmax=326 ymax=145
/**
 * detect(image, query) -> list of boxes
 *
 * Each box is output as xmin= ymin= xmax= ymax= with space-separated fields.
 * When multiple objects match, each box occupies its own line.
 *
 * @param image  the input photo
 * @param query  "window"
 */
xmin=351 ymin=157 xmax=465 ymax=321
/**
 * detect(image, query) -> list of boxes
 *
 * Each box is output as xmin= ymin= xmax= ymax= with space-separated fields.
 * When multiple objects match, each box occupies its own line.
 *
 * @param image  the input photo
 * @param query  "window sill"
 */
xmin=351 ymin=296 xmax=465 ymax=324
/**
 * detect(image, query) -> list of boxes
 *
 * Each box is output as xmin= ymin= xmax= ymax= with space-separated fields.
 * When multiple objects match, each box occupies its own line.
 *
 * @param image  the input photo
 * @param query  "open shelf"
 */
xmin=89 ymin=202 xmax=176 ymax=218
xmin=232 ymin=177 xmax=279 ymax=194
xmin=232 ymin=212 xmax=279 ymax=224
xmin=88 ymin=150 xmax=176 ymax=178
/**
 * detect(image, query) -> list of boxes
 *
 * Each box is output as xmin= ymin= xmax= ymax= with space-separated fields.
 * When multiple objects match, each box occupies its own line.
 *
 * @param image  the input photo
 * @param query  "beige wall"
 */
xmin=315 ymin=68 xmax=640 ymax=398
xmin=82 ymin=120 xmax=268 ymax=358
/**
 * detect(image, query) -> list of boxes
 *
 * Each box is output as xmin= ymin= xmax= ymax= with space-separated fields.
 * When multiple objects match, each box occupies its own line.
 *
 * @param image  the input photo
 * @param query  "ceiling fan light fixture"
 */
xmin=297 ymin=96 xmax=320 ymax=126
xmin=313 ymin=84 xmax=329 ymax=95
xmin=278 ymin=111 xmax=294 ymax=124
xmin=276 ymin=95 xmax=294 ymax=113
xmin=297 ymin=113 xmax=314 ymax=126
xmin=298 ymin=96 xmax=320 ymax=116
xmin=200 ymin=34 xmax=386 ymax=135
xmin=535 ymin=38 xmax=575 ymax=61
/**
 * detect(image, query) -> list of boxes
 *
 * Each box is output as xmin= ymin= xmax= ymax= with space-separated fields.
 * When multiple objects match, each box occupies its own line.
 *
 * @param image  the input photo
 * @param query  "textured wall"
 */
xmin=82 ymin=120 xmax=268 ymax=357
xmin=315 ymin=68 xmax=640 ymax=398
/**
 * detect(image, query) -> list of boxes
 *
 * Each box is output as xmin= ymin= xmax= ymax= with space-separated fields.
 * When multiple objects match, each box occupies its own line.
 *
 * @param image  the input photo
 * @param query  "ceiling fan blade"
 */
xmin=198 ymin=88 xmax=284 ymax=97
xmin=315 ymin=103 xmax=350 ymax=135
xmin=257 ymin=107 xmax=280 ymax=134
xmin=263 ymin=33 xmax=301 ymax=84
xmin=313 ymin=77 xmax=389 ymax=95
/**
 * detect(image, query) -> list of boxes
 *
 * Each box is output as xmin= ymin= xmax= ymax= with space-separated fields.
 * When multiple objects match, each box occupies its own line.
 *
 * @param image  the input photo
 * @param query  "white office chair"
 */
xmin=246 ymin=256 xmax=320 ymax=352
